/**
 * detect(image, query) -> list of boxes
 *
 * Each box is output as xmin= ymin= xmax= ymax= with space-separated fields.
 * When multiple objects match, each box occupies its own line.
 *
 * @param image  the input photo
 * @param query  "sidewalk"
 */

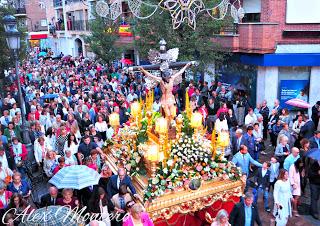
xmin=256 ymin=142 xmax=319 ymax=226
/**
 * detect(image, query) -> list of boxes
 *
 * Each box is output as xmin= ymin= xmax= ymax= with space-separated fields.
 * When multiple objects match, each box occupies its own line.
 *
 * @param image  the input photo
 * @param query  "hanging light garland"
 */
xmin=95 ymin=0 xmax=243 ymax=30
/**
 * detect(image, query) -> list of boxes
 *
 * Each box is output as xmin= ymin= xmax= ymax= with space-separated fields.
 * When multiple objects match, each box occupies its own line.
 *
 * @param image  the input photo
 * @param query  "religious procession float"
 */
xmin=104 ymin=41 xmax=244 ymax=226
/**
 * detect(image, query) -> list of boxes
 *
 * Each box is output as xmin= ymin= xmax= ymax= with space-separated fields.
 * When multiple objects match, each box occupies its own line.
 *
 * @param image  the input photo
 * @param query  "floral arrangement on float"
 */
xmin=106 ymin=91 xmax=241 ymax=202
xmin=144 ymin=132 xmax=241 ymax=201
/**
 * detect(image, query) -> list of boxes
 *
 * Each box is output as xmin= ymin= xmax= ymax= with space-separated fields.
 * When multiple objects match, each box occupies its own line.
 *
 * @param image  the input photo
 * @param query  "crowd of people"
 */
xmin=0 ymin=54 xmax=319 ymax=226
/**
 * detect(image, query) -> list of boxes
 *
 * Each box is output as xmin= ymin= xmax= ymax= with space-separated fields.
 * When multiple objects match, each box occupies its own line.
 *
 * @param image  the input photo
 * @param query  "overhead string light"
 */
xmin=95 ymin=0 xmax=243 ymax=29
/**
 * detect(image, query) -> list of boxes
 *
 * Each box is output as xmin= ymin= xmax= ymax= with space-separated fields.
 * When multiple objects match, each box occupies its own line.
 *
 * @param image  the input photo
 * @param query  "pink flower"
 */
xmin=196 ymin=165 xmax=203 ymax=172
xmin=202 ymin=174 xmax=209 ymax=180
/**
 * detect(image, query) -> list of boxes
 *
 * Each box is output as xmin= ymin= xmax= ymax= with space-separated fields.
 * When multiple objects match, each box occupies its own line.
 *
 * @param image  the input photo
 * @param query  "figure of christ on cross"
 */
xmin=138 ymin=62 xmax=192 ymax=119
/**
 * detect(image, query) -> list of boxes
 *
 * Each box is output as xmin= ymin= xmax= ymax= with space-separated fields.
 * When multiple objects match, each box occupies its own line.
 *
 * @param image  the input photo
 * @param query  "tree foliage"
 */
xmin=133 ymin=0 xmax=231 ymax=73
xmin=86 ymin=14 xmax=126 ymax=64
xmin=0 ymin=6 xmax=28 ymax=77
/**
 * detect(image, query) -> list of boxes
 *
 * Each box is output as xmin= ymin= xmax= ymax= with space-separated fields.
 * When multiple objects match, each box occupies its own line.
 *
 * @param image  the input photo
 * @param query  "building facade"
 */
xmin=213 ymin=0 xmax=320 ymax=110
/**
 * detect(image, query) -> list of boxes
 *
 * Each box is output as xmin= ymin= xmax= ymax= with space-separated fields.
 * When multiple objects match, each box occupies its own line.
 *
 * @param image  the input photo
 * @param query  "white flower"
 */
xmin=167 ymin=159 xmax=174 ymax=167
xmin=163 ymin=168 xmax=168 ymax=174
xmin=184 ymin=139 xmax=188 ymax=143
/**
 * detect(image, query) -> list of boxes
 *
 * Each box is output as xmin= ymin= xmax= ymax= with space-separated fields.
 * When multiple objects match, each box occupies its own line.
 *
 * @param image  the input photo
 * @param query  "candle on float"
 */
xmin=155 ymin=117 xmax=168 ymax=134
xmin=109 ymin=112 xmax=120 ymax=127
xmin=131 ymin=101 xmax=141 ymax=118
xmin=190 ymin=112 xmax=203 ymax=129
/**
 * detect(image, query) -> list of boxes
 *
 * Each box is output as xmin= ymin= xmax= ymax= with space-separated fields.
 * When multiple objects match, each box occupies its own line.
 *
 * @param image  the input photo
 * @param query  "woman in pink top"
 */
xmin=289 ymin=158 xmax=302 ymax=217
xmin=123 ymin=203 xmax=154 ymax=226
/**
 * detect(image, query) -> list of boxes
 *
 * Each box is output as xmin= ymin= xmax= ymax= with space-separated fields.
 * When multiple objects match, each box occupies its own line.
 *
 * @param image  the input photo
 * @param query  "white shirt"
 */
xmin=0 ymin=154 xmax=9 ymax=169
xmin=245 ymin=114 xmax=257 ymax=126
xmin=262 ymin=168 xmax=267 ymax=178
xmin=95 ymin=121 xmax=108 ymax=132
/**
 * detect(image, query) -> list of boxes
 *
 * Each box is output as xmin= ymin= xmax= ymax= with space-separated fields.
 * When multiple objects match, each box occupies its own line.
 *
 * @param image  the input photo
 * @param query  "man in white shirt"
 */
xmin=126 ymin=89 xmax=138 ymax=103
xmin=0 ymin=111 xmax=12 ymax=127
xmin=245 ymin=108 xmax=257 ymax=127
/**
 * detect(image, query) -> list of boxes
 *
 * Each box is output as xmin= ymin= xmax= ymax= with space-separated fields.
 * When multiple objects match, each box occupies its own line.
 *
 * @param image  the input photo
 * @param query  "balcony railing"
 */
xmin=15 ymin=7 xmax=26 ymax=15
xmin=67 ymin=20 xmax=89 ymax=31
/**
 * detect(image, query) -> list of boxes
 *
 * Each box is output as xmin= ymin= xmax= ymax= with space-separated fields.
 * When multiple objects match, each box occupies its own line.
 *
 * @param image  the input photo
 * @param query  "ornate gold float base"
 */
xmin=105 ymin=152 xmax=243 ymax=221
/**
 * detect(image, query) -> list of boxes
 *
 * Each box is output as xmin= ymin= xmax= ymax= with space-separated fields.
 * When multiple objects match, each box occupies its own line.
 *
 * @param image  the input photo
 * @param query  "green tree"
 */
xmin=133 ymin=0 xmax=231 ymax=73
xmin=0 ymin=6 xmax=28 ymax=77
xmin=86 ymin=14 xmax=126 ymax=64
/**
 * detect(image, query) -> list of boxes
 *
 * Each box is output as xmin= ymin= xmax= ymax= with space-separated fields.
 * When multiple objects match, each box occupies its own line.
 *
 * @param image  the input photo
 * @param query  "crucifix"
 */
xmin=129 ymin=39 xmax=197 ymax=119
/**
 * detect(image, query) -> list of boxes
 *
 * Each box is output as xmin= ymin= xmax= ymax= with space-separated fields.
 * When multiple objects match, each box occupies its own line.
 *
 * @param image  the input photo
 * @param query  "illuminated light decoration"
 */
xmin=95 ymin=0 xmax=243 ymax=30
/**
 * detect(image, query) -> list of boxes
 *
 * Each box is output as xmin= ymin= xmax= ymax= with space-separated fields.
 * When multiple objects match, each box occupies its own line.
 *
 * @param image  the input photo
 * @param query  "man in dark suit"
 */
xmin=229 ymin=192 xmax=262 ymax=226
xmin=253 ymin=162 xmax=271 ymax=212
xmin=79 ymin=185 xmax=98 ymax=207
xmin=107 ymin=167 xmax=138 ymax=199
xmin=40 ymin=186 xmax=60 ymax=207
xmin=232 ymin=129 xmax=246 ymax=155
xmin=309 ymin=130 xmax=320 ymax=149
xmin=300 ymin=115 xmax=315 ymax=139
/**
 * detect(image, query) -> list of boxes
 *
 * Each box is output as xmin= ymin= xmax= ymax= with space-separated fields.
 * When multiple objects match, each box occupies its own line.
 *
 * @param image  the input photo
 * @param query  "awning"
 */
xmin=29 ymin=32 xmax=49 ymax=40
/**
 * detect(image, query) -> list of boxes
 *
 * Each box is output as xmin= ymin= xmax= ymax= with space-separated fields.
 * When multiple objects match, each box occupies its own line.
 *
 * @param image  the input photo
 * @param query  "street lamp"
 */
xmin=3 ymin=15 xmax=31 ymax=145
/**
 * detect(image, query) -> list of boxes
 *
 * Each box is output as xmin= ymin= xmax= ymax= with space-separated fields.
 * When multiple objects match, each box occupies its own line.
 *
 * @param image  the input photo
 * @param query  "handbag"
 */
xmin=4 ymin=168 xmax=12 ymax=185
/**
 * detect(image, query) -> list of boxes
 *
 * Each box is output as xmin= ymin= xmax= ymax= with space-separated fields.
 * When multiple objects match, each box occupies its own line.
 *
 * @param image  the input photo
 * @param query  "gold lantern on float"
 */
xmin=131 ymin=101 xmax=141 ymax=117
xmin=190 ymin=112 xmax=203 ymax=135
xmin=216 ymin=130 xmax=230 ymax=159
xmin=109 ymin=112 xmax=120 ymax=129
xmin=147 ymin=144 xmax=159 ymax=178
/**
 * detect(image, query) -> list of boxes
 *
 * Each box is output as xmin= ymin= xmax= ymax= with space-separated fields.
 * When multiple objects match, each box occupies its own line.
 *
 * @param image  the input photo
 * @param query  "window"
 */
xmin=242 ymin=13 xmax=261 ymax=23
xmin=40 ymin=19 xmax=47 ymax=27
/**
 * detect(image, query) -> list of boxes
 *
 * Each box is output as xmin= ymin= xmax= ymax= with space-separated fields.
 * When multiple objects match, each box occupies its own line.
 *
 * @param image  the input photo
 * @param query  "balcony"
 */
xmin=53 ymin=0 xmax=62 ymax=8
xmin=67 ymin=20 xmax=89 ymax=31
xmin=14 ymin=7 xmax=27 ymax=17
xmin=212 ymin=23 xmax=279 ymax=54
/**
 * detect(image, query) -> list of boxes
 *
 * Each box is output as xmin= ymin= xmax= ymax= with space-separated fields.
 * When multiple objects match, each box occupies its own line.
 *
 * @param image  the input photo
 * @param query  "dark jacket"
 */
xmin=309 ymin=136 xmax=320 ymax=149
xmin=106 ymin=175 xmax=136 ymax=199
xmin=254 ymin=168 xmax=270 ymax=189
xmin=308 ymin=160 xmax=320 ymax=185
xmin=231 ymin=135 xmax=246 ymax=155
xmin=300 ymin=120 xmax=315 ymax=139
xmin=229 ymin=201 xmax=262 ymax=226
xmin=40 ymin=193 xmax=62 ymax=207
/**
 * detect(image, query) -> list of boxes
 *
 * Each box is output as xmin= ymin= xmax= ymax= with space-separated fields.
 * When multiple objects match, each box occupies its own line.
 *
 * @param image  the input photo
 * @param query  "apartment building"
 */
xmin=213 ymin=0 xmax=320 ymax=109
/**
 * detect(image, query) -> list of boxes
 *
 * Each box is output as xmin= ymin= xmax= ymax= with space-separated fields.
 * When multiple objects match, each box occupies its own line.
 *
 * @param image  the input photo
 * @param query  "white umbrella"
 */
xmin=49 ymin=165 xmax=100 ymax=190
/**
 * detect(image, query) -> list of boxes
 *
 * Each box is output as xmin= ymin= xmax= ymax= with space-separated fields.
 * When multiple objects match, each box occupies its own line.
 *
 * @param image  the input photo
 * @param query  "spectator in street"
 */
xmin=253 ymin=161 xmax=271 ymax=212
xmin=308 ymin=159 xmax=320 ymax=220
xmin=271 ymin=119 xmax=282 ymax=147
xmin=229 ymin=192 xmax=262 ymax=226
xmin=43 ymin=150 xmax=57 ymax=178
xmin=259 ymin=100 xmax=269 ymax=140
xmin=99 ymin=164 xmax=113 ymax=192
xmin=34 ymin=136 xmax=52 ymax=167
xmin=273 ymin=169 xmax=293 ymax=226
xmin=107 ymin=167 xmax=138 ymax=199
xmin=311 ymin=101 xmax=320 ymax=127
xmin=7 ymin=172 xmax=31 ymax=197
xmin=283 ymin=147 xmax=300 ymax=171
xmin=123 ymin=203 xmax=154 ymax=226
xmin=77 ymin=135 xmax=102 ymax=165
xmin=40 ymin=186 xmax=60 ymax=207
xmin=244 ymin=108 xmax=257 ymax=127
xmin=275 ymin=135 xmax=290 ymax=168
xmin=111 ymin=185 xmax=133 ymax=226
xmin=232 ymin=145 xmax=262 ymax=176
xmin=208 ymin=209 xmax=231 ymax=226
xmin=292 ymin=114 xmax=305 ymax=147
xmin=0 ymin=180 xmax=12 ymax=212
xmin=279 ymin=108 xmax=291 ymax=125
xmin=243 ymin=126 xmax=256 ymax=159
xmin=267 ymin=109 xmax=279 ymax=146
xmin=309 ymin=130 xmax=320 ymax=149
xmin=300 ymin=115 xmax=315 ymax=139
xmin=269 ymin=156 xmax=280 ymax=192
xmin=277 ymin=123 xmax=292 ymax=147
xmin=56 ymin=188 xmax=79 ymax=209
xmin=52 ymin=156 xmax=66 ymax=175
xmin=231 ymin=129 xmax=246 ymax=155
xmin=253 ymin=123 xmax=264 ymax=157
xmin=289 ymin=158 xmax=303 ymax=217
xmin=226 ymin=108 xmax=238 ymax=130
